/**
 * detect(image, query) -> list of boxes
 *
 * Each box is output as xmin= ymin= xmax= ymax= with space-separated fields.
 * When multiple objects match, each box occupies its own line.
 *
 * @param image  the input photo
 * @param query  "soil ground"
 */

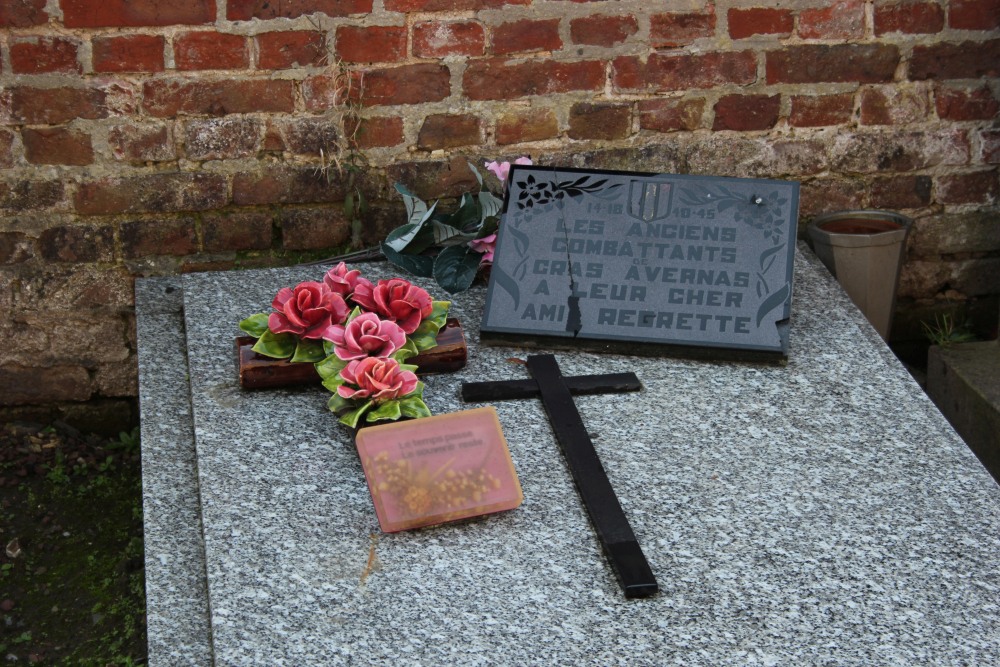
xmin=0 ymin=421 xmax=147 ymax=666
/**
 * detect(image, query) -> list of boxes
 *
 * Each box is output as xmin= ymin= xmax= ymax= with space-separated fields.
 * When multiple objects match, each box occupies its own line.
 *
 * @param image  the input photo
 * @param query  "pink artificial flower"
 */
xmin=352 ymin=278 xmax=433 ymax=334
xmin=268 ymin=281 xmax=350 ymax=340
xmin=469 ymin=233 xmax=497 ymax=264
xmin=484 ymin=157 xmax=532 ymax=187
xmin=323 ymin=312 xmax=407 ymax=361
xmin=323 ymin=262 xmax=369 ymax=299
xmin=338 ymin=357 xmax=419 ymax=403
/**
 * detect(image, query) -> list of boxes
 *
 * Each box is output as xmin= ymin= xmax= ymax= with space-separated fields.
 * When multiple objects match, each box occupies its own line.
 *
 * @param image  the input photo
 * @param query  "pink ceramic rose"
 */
xmin=469 ymin=233 xmax=497 ymax=264
xmin=268 ymin=281 xmax=350 ymax=340
xmin=323 ymin=262 xmax=371 ymax=299
xmin=352 ymin=278 xmax=433 ymax=334
xmin=338 ymin=357 xmax=418 ymax=403
xmin=323 ymin=312 xmax=406 ymax=361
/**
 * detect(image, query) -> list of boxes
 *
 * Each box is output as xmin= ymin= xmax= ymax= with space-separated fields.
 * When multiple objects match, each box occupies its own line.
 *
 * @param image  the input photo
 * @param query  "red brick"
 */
xmin=493 ymin=19 xmax=561 ymax=55
xmin=0 ymin=180 xmax=64 ymax=212
xmin=108 ymin=123 xmax=175 ymax=162
xmin=21 ymin=127 xmax=93 ymax=166
xmin=92 ymin=34 xmax=165 ymax=73
xmin=8 ymin=86 xmax=107 ymax=125
xmin=175 ymin=32 xmax=248 ymax=70
xmin=280 ymin=208 xmax=350 ymax=250
xmin=228 ymin=0 xmax=373 ymax=20
xmin=713 ymin=94 xmax=780 ymax=131
xmin=0 ymin=131 xmax=15 ymax=169
xmin=233 ymin=167 xmax=345 ymax=206
xmin=202 ymin=211 xmax=274 ymax=252
xmin=613 ymin=51 xmax=756 ymax=92
xmin=799 ymin=1 xmax=865 ymax=39
xmin=909 ymin=39 xmax=1000 ymax=79
xmin=568 ymin=103 xmax=632 ymax=140
xmin=650 ymin=9 xmax=716 ymax=48
xmin=935 ymin=84 xmax=1000 ymax=120
xmin=121 ymin=217 xmax=198 ymax=258
xmin=0 ymin=0 xmax=47 ymax=27
xmin=638 ymin=98 xmax=705 ymax=132
xmin=302 ymin=74 xmax=350 ymax=110
xmin=38 ymin=225 xmax=115 ymax=262
xmin=465 ymin=59 xmax=604 ymax=100
xmin=871 ymin=174 xmax=933 ymax=209
xmin=950 ymin=0 xmax=1000 ymax=30
xmin=257 ymin=31 xmax=326 ymax=69
xmin=143 ymin=79 xmax=295 ymax=117
xmin=936 ymin=170 xmax=999 ymax=204
xmin=336 ymin=26 xmax=407 ymax=63
xmin=184 ymin=117 xmax=262 ymax=160
xmin=830 ymin=129 xmax=970 ymax=173
xmin=790 ymin=93 xmax=854 ymax=128
xmin=10 ymin=36 xmax=80 ymax=74
xmin=280 ymin=117 xmax=340 ymax=155
xmin=571 ymin=15 xmax=638 ymax=47
xmin=728 ymin=8 xmax=793 ymax=39
xmin=347 ymin=116 xmax=405 ymax=149
xmin=496 ymin=109 xmax=559 ymax=144
xmin=62 ymin=0 xmax=214 ymax=27
xmin=980 ymin=129 xmax=1000 ymax=163
xmin=799 ymin=178 xmax=867 ymax=218
xmin=860 ymin=85 xmax=930 ymax=125
xmin=0 ymin=365 xmax=91 ymax=405
xmin=414 ymin=21 xmax=485 ymax=58
xmin=0 ymin=232 xmax=34 ymax=264
xmin=74 ymin=173 xmax=227 ymax=215
xmin=385 ymin=0 xmax=527 ymax=9
xmin=766 ymin=44 xmax=899 ymax=84
xmin=875 ymin=1 xmax=945 ymax=35
xmin=354 ymin=64 xmax=451 ymax=107
xmin=418 ymin=114 xmax=481 ymax=150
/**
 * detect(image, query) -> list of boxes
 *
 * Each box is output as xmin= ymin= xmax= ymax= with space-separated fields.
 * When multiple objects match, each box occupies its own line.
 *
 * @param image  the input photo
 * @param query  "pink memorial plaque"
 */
xmin=354 ymin=407 xmax=523 ymax=532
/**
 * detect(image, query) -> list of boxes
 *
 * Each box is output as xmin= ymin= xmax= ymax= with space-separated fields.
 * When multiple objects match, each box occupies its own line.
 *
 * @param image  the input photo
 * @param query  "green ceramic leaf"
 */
xmin=398 ymin=396 xmax=431 ymax=420
xmin=315 ymin=351 xmax=349 ymax=381
xmin=326 ymin=392 xmax=353 ymax=414
xmin=251 ymin=330 xmax=296 ymax=359
xmin=339 ymin=401 xmax=374 ymax=429
xmin=433 ymin=245 xmax=481 ymax=294
xmin=291 ymin=338 xmax=325 ymax=363
xmin=393 ymin=339 xmax=419 ymax=362
xmin=367 ymin=400 xmax=402 ymax=423
xmin=238 ymin=313 xmax=269 ymax=339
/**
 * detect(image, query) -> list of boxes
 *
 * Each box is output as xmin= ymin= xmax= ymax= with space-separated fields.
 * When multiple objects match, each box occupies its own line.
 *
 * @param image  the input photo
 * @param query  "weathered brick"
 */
xmin=257 ymin=31 xmax=326 ymax=69
xmin=94 ymin=361 xmax=138 ymax=398
xmin=799 ymin=1 xmax=865 ymax=39
xmin=466 ymin=59 xmax=604 ymax=100
xmin=8 ymin=86 xmax=107 ymax=125
xmin=950 ymin=0 xmax=1000 ymax=30
xmin=650 ymin=9 xmax=716 ymax=48
xmin=912 ymin=210 xmax=1000 ymax=255
xmin=107 ymin=123 xmax=175 ymax=163
xmin=496 ymin=109 xmax=559 ymax=145
xmin=386 ymin=156 xmax=478 ymax=201
xmin=75 ymin=173 xmax=227 ymax=215
xmin=874 ymin=1 xmax=945 ymax=35
xmin=277 ymin=117 xmax=339 ymax=156
xmin=62 ymin=0 xmax=215 ymax=27
xmin=10 ymin=36 xmax=80 ymax=74
xmin=909 ymin=39 xmax=1000 ymax=79
xmin=613 ymin=51 xmax=756 ymax=92
xmin=638 ymin=98 xmax=704 ymax=133
xmin=202 ymin=210 xmax=274 ymax=252
xmin=936 ymin=170 xmax=999 ymax=205
xmin=712 ymin=94 xmax=780 ymax=131
xmin=143 ymin=79 xmax=296 ymax=117
xmin=16 ymin=266 xmax=134 ymax=311
xmin=228 ymin=0 xmax=373 ymax=20
xmin=280 ymin=207 xmax=350 ymax=250
xmin=174 ymin=31 xmax=248 ymax=70
xmin=184 ymin=117 xmax=262 ymax=160
xmin=568 ymin=103 xmax=632 ymax=140
xmin=0 ymin=365 xmax=91 ymax=405
xmin=798 ymin=178 xmax=868 ymax=218
xmin=353 ymin=64 xmax=451 ymax=106
xmin=728 ymin=8 xmax=793 ymax=39
xmin=385 ymin=0 xmax=527 ymax=10
xmin=414 ymin=21 xmax=484 ymax=58
xmin=686 ymin=135 xmax=826 ymax=179
xmin=790 ymin=93 xmax=855 ymax=127
xmin=0 ymin=131 xmax=15 ymax=169
xmin=0 ymin=0 xmax=47 ymax=27
xmin=418 ymin=114 xmax=481 ymax=150
xmin=21 ymin=127 xmax=94 ymax=166
xmin=767 ymin=44 xmax=899 ymax=84
xmin=935 ymin=83 xmax=1000 ymax=120
xmin=831 ymin=129 xmax=970 ymax=173
xmin=0 ymin=180 xmax=64 ymax=212
xmin=233 ymin=167 xmax=345 ymax=206
xmin=493 ymin=19 xmax=561 ymax=55
xmin=860 ymin=85 xmax=931 ymax=125
xmin=0 ymin=233 xmax=34 ymax=265
xmin=22 ymin=312 xmax=131 ymax=364
xmin=336 ymin=26 xmax=407 ymax=63
xmin=121 ymin=217 xmax=198 ymax=258
xmin=871 ymin=174 xmax=933 ymax=209
xmin=302 ymin=74 xmax=349 ymax=111
xmin=92 ymin=34 xmax=165 ymax=73
xmin=347 ymin=116 xmax=404 ymax=149
xmin=570 ymin=15 xmax=638 ymax=47
xmin=38 ymin=224 xmax=115 ymax=262
xmin=981 ymin=129 xmax=1000 ymax=163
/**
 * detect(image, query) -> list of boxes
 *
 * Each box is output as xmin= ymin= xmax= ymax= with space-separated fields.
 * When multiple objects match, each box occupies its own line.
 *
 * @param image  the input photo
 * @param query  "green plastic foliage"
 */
xmin=239 ymin=313 xmax=269 ymax=338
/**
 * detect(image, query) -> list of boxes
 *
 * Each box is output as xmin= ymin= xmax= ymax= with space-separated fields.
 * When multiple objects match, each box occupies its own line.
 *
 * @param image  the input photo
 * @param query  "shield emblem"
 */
xmin=627 ymin=180 xmax=673 ymax=222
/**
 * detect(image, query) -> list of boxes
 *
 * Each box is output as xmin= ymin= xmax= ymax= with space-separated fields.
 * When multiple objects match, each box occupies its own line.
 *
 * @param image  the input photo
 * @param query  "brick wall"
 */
xmin=1 ymin=0 xmax=998 ymax=429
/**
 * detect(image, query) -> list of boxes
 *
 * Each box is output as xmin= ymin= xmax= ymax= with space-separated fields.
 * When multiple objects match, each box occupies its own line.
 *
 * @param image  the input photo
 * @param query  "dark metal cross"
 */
xmin=462 ymin=354 xmax=658 ymax=599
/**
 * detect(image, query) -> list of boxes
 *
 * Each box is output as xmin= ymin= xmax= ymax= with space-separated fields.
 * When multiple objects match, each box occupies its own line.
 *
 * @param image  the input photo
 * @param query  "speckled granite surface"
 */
xmin=138 ymin=245 xmax=1000 ymax=666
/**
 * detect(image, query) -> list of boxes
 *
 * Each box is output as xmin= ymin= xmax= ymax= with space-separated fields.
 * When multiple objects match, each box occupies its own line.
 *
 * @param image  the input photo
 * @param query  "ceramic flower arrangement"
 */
xmin=239 ymin=262 xmax=450 ymax=428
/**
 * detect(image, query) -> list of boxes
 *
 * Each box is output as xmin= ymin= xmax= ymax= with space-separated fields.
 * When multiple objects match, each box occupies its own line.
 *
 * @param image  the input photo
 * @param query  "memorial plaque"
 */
xmin=481 ymin=166 xmax=799 ymax=360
